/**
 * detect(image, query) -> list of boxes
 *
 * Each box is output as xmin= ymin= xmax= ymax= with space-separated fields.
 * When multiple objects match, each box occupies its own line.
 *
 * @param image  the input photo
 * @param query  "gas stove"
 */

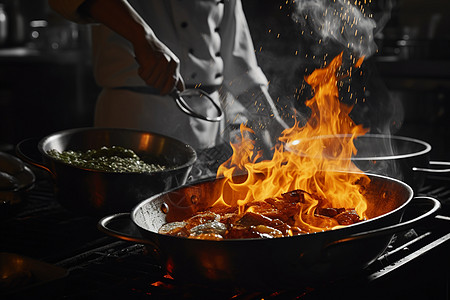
xmin=1 ymin=167 xmax=449 ymax=299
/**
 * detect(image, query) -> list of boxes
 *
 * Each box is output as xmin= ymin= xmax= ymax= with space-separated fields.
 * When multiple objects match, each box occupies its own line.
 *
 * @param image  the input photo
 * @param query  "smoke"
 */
xmin=288 ymin=0 xmax=406 ymax=180
xmin=290 ymin=0 xmax=402 ymax=135
xmin=292 ymin=0 xmax=377 ymax=59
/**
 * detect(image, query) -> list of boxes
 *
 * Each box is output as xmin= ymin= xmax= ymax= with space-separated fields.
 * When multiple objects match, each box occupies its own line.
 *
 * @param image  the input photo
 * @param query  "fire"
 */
xmin=215 ymin=53 xmax=369 ymax=232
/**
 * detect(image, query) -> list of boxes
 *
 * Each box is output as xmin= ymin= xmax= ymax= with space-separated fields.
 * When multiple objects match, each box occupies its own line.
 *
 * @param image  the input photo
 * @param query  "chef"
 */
xmin=48 ymin=0 xmax=288 ymax=154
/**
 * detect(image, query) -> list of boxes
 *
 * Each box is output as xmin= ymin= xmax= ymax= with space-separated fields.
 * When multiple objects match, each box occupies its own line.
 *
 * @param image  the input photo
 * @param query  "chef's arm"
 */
xmin=48 ymin=0 xmax=183 ymax=94
xmin=220 ymin=0 xmax=288 ymax=154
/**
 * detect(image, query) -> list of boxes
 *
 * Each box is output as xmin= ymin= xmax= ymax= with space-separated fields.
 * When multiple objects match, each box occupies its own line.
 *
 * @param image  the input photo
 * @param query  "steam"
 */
xmin=292 ymin=0 xmax=377 ymax=59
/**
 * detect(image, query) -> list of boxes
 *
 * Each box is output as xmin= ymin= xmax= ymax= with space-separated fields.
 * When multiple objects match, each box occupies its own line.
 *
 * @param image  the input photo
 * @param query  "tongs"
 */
xmin=134 ymin=55 xmax=223 ymax=122
xmin=170 ymin=89 xmax=223 ymax=122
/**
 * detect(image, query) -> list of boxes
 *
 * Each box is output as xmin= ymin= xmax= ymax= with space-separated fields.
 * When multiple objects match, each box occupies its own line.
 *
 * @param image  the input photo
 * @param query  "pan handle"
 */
xmin=15 ymin=138 xmax=55 ymax=178
xmin=413 ymin=160 xmax=450 ymax=174
xmin=98 ymin=213 xmax=161 ymax=251
xmin=325 ymin=196 xmax=441 ymax=248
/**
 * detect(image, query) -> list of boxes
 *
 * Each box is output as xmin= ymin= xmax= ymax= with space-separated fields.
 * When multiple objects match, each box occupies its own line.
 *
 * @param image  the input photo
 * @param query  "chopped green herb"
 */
xmin=47 ymin=146 xmax=166 ymax=173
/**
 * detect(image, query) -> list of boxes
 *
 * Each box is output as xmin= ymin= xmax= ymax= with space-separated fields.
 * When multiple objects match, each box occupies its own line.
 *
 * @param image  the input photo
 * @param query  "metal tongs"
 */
xmin=170 ymin=89 xmax=223 ymax=122
xmin=134 ymin=55 xmax=223 ymax=122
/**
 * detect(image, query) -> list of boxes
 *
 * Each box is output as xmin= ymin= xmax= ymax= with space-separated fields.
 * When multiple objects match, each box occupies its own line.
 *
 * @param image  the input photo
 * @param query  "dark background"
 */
xmin=1 ymin=0 xmax=449 ymax=160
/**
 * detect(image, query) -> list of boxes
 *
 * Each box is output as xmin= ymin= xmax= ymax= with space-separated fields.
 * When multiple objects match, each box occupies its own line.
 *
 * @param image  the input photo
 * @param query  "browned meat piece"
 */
xmin=234 ymin=211 xmax=292 ymax=236
xmin=207 ymin=204 xmax=238 ymax=216
xmin=253 ymin=225 xmax=283 ymax=238
xmin=267 ymin=221 xmax=291 ymax=236
xmin=235 ymin=211 xmax=274 ymax=227
xmin=300 ymin=214 xmax=340 ymax=231
xmin=280 ymin=189 xmax=308 ymax=203
xmin=263 ymin=197 xmax=279 ymax=207
xmin=315 ymin=207 xmax=345 ymax=218
xmin=266 ymin=199 xmax=301 ymax=223
xmin=224 ymin=225 xmax=266 ymax=239
xmin=218 ymin=211 xmax=240 ymax=226
xmin=224 ymin=224 xmax=283 ymax=239
xmin=185 ymin=212 xmax=219 ymax=230
xmin=245 ymin=199 xmax=275 ymax=212
xmin=334 ymin=209 xmax=361 ymax=225
xmin=245 ymin=200 xmax=291 ymax=223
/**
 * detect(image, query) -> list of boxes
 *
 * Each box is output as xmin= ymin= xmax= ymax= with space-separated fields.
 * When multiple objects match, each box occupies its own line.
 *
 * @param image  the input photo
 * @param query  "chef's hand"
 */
xmin=237 ymin=87 xmax=289 ymax=159
xmin=133 ymin=35 xmax=185 ymax=95
xmin=77 ymin=0 xmax=184 ymax=95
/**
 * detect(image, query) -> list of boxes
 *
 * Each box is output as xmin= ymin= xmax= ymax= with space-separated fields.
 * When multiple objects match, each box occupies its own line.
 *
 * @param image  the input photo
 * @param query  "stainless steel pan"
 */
xmin=16 ymin=127 xmax=197 ymax=216
xmin=98 ymin=172 xmax=440 ymax=289
xmin=287 ymin=134 xmax=450 ymax=192
xmin=352 ymin=134 xmax=450 ymax=191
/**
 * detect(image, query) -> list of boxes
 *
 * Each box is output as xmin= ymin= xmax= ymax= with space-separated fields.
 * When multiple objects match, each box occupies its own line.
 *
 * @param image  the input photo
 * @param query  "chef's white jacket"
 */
xmin=49 ymin=0 xmax=272 ymax=150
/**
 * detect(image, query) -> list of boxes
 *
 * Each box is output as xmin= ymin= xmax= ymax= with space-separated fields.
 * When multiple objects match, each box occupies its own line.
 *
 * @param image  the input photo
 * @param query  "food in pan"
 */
xmin=159 ymin=189 xmax=363 ymax=240
xmin=159 ymin=54 xmax=371 ymax=240
xmin=47 ymin=146 xmax=166 ymax=173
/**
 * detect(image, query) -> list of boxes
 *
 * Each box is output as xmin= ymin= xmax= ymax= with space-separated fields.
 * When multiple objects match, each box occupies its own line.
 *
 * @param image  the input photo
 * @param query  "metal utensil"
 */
xmin=171 ymin=89 xmax=223 ymax=122
xmin=133 ymin=55 xmax=223 ymax=122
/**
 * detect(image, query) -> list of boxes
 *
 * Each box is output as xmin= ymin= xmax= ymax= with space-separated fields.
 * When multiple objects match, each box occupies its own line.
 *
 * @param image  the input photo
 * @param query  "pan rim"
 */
xmin=286 ymin=133 xmax=431 ymax=161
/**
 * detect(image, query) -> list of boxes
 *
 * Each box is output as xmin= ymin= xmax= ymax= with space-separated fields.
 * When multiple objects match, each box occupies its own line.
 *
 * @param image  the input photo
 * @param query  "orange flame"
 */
xmin=215 ymin=53 xmax=369 ymax=232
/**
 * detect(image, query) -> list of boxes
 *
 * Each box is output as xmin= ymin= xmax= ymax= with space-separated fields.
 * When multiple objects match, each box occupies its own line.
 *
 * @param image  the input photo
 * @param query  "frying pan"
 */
xmin=16 ymin=127 xmax=197 ymax=216
xmin=98 ymin=172 xmax=440 ymax=289
xmin=287 ymin=134 xmax=450 ymax=192
xmin=352 ymin=134 xmax=450 ymax=191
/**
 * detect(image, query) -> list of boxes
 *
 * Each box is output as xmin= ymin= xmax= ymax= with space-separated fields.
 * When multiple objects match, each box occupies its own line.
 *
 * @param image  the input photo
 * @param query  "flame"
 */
xmin=215 ymin=53 xmax=369 ymax=232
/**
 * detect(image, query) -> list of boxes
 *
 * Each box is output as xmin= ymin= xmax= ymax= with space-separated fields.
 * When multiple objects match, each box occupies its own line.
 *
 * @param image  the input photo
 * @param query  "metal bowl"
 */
xmin=16 ymin=127 xmax=197 ymax=216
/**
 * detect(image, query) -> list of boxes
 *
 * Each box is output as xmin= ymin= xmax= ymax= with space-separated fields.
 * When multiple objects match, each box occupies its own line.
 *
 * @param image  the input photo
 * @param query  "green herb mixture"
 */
xmin=47 ymin=146 xmax=166 ymax=173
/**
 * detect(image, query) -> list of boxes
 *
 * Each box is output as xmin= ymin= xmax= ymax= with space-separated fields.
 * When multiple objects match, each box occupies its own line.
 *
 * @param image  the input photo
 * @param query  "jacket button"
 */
xmin=181 ymin=22 xmax=188 ymax=28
